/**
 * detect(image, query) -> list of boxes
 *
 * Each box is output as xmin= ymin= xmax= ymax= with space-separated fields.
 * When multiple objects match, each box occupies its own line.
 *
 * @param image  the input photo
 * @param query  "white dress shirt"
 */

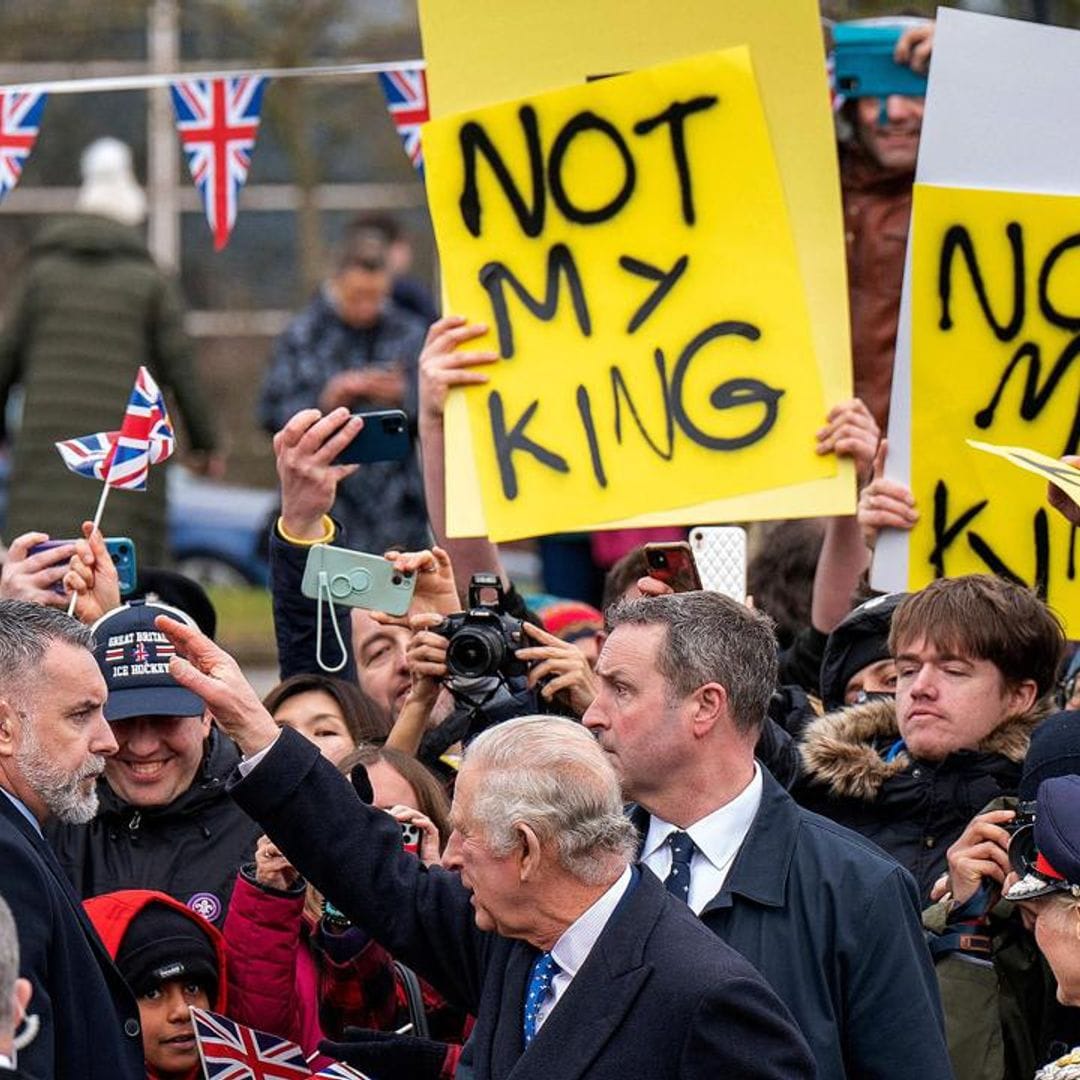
xmin=640 ymin=763 xmax=763 ymax=915
xmin=535 ymin=864 xmax=634 ymax=1031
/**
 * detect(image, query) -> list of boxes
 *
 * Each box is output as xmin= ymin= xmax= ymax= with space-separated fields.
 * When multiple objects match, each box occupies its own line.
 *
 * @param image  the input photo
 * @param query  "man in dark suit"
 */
xmin=157 ymin=613 xmax=815 ymax=1079
xmin=0 ymin=601 xmax=144 ymax=1079
xmin=584 ymin=591 xmax=952 ymax=1080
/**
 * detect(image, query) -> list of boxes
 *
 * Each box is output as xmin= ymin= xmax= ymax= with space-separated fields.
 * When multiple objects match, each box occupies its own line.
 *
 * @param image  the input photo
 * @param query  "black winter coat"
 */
xmin=45 ymin=728 xmax=261 ymax=925
xmin=795 ymin=698 xmax=1038 ymax=900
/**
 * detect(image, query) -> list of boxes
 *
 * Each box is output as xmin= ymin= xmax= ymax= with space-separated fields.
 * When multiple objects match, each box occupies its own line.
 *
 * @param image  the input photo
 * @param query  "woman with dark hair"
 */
xmin=262 ymin=673 xmax=389 ymax=763
xmin=221 ymin=737 xmax=466 ymax=1072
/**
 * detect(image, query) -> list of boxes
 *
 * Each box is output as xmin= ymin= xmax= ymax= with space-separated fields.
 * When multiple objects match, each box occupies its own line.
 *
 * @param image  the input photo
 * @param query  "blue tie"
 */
xmin=522 ymin=951 xmax=559 ymax=1047
xmin=664 ymin=830 xmax=695 ymax=903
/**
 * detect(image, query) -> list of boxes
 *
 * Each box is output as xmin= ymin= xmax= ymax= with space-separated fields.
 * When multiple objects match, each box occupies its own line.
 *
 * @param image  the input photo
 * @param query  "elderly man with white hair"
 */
xmin=156 ymin=613 xmax=815 ymax=1080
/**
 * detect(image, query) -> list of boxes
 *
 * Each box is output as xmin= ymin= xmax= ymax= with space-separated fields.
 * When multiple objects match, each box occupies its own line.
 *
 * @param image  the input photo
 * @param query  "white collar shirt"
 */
xmin=535 ymin=864 xmax=633 ymax=1031
xmin=640 ymin=763 xmax=763 ymax=915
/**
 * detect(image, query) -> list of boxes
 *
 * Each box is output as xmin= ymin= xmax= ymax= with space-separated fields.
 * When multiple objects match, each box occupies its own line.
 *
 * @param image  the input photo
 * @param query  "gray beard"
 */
xmin=15 ymin=724 xmax=104 ymax=825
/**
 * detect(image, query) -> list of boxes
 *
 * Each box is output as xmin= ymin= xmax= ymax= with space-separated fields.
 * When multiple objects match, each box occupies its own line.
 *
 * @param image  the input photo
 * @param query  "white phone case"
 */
xmin=690 ymin=526 xmax=747 ymax=602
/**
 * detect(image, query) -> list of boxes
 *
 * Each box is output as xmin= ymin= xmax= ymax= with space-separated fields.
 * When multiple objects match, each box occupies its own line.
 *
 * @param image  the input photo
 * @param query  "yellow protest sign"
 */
xmin=910 ymin=184 xmax=1080 ymax=632
xmin=419 ymin=0 xmax=854 ymax=538
xmin=423 ymin=48 xmax=833 ymax=542
xmin=968 ymin=441 xmax=1080 ymax=503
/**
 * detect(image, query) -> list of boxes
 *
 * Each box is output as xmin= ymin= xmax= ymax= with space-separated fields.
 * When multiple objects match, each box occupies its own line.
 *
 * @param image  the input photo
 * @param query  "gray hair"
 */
xmin=0 ymin=604 xmax=93 ymax=704
xmin=607 ymin=592 xmax=777 ymax=733
xmin=0 ymin=601 xmax=93 ymax=707
xmin=0 ymin=895 xmax=17 ymax=1030
xmin=463 ymin=716 xmax=637 ymax=885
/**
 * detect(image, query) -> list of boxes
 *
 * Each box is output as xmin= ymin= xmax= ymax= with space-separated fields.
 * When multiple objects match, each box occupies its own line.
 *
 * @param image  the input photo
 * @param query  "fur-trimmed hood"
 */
xmin=799 ymin=697 xmax=1044 ymax=802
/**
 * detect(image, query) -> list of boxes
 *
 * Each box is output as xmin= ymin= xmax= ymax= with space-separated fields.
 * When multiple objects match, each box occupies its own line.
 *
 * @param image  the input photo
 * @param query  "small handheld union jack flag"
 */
xmin=378 ymin=67 xmax=429 ymax=177
xmin=170 ymin=75 xmax=267 ymax=250
xmin=0 ymin=91 xmax=47 ymax=205
xmin=54 ymin=366 xmax=175 ymax=492
xmin=191 ymin=1008 xmax=311 ymax=1079
xmin=191 ymin=1008 xmax=372 ymax=1079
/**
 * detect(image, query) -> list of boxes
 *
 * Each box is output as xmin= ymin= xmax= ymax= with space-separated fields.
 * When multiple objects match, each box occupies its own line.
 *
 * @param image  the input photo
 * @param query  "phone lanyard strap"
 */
xmin=315 ymin=572 xmax=349 ymax=673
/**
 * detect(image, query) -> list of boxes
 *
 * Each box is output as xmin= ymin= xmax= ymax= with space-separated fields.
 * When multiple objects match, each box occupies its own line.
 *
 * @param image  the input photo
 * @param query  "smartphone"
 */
xmin=690 ymin=526 xmax=747 ymax=603
xmin=401 ymin=822 xmax=421 ymax=855
xmin=29 ymin=536 xmax=138 ymax=596
xmin=643 ymin=541 xmax=702 ymax=593
xmin=300 ymin=543 xmax=417 ymax=617
xmin=832 ymin=23 xmax=928 ymax=101
xmin=333 ymin=410 xmax=411 ymax=465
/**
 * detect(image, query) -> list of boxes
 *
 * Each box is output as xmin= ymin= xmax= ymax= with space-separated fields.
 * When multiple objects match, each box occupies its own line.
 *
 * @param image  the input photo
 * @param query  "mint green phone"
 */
xmin=301 ymin=544 xmax=417 ymax=616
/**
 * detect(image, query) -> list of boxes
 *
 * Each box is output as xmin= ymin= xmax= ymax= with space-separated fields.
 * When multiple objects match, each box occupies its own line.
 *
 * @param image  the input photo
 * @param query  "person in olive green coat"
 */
xmin=0 ymin=139 xmax=218 ymax=566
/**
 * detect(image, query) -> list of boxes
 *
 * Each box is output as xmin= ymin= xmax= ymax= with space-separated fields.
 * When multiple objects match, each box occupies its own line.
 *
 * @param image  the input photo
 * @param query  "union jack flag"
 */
xmin=191 ymin=1009 xmax=312 ymax=1080
xmin=170 ymin=76 xmax=267 ymax=250
xmin=0 ymin=91 xmax=46 ymax=205
xmin=55 ymin=431 xmax=118 ymax=482
xmin=54 ymin=366 xmax=175 ymax=491
xmin=313 ymin=1065 xmax=370 ymax=1079
xmin=378 ymin=67 xmax=428 ymax=176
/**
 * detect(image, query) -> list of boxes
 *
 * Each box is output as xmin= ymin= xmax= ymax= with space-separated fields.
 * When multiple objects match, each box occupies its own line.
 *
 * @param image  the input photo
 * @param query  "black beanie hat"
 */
xmin=819 ymin=592 xmax=907 ymax=710
xmin=115 ymin=901 xmax=218 ymax=1000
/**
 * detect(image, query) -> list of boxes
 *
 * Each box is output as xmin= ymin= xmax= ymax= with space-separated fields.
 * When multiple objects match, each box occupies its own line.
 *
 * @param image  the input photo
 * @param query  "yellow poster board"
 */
xmin=910 ymin=184 xmax=1080 ymax=632
xmin=419 ymin=0 xmax=854 ymax=537
xmin=423 ymin=49 xmax=833 ymax=542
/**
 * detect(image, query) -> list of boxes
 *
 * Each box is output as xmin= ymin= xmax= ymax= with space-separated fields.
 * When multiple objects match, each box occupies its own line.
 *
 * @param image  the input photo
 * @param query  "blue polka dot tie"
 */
xmin=664 ymin=830 xmax=696 ymax=903
xmin=522 ymin=951 xmax=559 ymax=1047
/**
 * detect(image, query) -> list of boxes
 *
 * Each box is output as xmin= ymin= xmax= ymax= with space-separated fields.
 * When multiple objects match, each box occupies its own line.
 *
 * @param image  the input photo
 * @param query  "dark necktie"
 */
xmin=664 ymin=830 xmax=696 ymax=903
xmin=522 ymin=951 xmax=559 ymax=1047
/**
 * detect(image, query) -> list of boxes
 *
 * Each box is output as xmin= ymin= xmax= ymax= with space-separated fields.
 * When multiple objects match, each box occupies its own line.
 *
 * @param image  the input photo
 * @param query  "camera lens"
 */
xmin=447 ymin=626 xmax=505 ymax=679
xmin=654 ymin=552 xmax=667 ymax=566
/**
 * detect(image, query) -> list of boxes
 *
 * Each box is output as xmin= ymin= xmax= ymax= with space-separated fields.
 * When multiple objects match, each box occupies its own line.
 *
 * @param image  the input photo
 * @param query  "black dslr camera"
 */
xmin=435 ymin=573 xmax=527 ymax=680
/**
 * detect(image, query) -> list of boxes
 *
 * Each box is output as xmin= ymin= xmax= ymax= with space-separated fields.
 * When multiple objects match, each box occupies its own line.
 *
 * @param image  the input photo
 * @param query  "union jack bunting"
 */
xmin=54 ymin=366 xmax=175 ymax=491
xmin=0 ymin=91 xmax=46 ymax=204
xmin=191 ymin=1008 xmax=312 ymax=1080
xmin=377 ymin=67 xmax=428 ymax=176
xmin=170 ymin=75 xmax=267 ymax=250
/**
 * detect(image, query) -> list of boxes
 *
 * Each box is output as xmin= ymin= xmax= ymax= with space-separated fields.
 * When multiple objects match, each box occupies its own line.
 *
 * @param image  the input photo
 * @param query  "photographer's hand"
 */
xmin=383 ymin=614 xmax=448 ymax=757
xmin=388 ymin=805 xmax=442 ymax=866
xmin=894 ymin=21 xmax=934 ymax=74
xmin=943 ymin=808 xmax=1016 ymax=906
xmin=0 ymin=532 xmax=75 ymax=608
xmin=274 ymin=407 xmax=362 ymax=540
xmin=517 ymin=622 xmax=600 ymax=717
xmin=404 ymin=613 xmax=449 ymax=702
xmin=384 ymin=546 xmax=459 ymax=617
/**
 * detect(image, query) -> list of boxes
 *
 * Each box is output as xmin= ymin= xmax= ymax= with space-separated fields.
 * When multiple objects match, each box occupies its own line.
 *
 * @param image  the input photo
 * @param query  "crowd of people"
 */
xmin=2 ymin=12 xmax=1080 ymax=1080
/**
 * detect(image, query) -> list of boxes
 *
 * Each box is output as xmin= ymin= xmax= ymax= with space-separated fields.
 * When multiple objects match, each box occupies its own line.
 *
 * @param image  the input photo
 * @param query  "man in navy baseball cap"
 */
xmin=45 ymin=600 xmax=260 ymax=924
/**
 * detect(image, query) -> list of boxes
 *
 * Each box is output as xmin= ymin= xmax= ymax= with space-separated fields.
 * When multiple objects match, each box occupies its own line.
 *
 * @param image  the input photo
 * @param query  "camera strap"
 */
xmin=314 ymin=571 xmax=349 ymax=674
